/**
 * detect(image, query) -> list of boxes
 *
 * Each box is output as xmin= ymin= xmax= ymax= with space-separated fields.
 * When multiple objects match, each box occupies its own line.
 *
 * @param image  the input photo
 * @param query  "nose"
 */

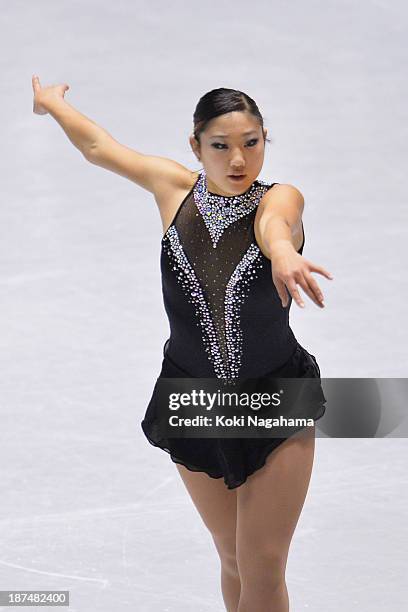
xmin=230 ymin=161 xmax=245 ymax=172
xmin=230 ymin=156 xmax=245 ymax=171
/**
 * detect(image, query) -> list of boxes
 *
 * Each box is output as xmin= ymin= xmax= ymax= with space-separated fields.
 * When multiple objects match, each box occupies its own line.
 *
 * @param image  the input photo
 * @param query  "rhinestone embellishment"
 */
xmin=194 ymin=169 xmax=270 ymax=248
xmin=163 ymin=227 xmax=265 ymax=380
xmin=161 ymin=170 xmax=275 ymax=380
xmin=162 ymin=226 xmax=228 ymax=378
xmin=224 ymin=243 xmax=264 ymax=378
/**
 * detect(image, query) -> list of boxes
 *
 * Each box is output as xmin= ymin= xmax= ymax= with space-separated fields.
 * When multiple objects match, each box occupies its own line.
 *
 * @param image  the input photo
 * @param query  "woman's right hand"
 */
xmin=32 ymin=75 xmax=70 ymax=115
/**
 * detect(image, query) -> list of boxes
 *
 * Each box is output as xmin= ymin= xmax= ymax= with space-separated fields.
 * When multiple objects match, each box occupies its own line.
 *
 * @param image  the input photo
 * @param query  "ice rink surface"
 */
xmin=1 ymin=0 xmax=407 ymax=610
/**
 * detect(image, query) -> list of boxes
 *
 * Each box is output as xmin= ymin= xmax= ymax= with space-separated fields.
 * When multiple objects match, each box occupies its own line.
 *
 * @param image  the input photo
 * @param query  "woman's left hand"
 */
xmin=270 ymin=243 xmax=334 ymax=309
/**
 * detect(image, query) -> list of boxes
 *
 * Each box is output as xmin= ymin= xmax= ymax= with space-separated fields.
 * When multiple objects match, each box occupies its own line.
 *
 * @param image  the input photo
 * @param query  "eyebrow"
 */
xmin=208 ymin=130 xmax=259 ymax=139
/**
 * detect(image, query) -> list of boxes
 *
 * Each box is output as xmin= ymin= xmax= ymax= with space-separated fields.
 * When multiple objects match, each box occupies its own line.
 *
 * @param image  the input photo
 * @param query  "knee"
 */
xmin=212 ymin=533 xmax=238 ymax=573
xmin=237 ymin=547 xmax=287 ymax=589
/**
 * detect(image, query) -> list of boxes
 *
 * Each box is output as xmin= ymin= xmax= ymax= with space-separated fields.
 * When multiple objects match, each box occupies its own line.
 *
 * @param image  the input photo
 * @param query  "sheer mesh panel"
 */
xmin=172 ymin=192 xmax=256 ymax=372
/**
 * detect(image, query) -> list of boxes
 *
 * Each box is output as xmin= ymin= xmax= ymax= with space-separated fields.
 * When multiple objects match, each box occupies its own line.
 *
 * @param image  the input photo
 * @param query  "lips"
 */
xmin=228 ymin=174 xmax=246 ymax=180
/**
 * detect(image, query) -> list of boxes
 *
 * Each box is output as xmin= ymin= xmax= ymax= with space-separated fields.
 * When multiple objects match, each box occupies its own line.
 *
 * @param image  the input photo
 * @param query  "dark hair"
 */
xmin=192 ymin=87 xmax=272 ymax=145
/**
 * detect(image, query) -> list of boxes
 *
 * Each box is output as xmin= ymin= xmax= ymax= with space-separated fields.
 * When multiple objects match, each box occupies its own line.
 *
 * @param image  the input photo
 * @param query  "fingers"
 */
xmin=276 ymin=276 xmax=308 ymax=309
xmin=308 ymin=262 xmax=334 ymax=280
xmin=280 ymin=272 xmax=326 ymax=309
xmin=32 ymin=75 xmax=41 ymax=93
xmin=274 ymin=278 xmax=291 ymax=308
xmin=300 ymin=271 xmax=326 ymax=307
xmin=272 ymin=258 xmax=334 ymax=310
xmin=285 ymin=277 xmax=307 ymax=308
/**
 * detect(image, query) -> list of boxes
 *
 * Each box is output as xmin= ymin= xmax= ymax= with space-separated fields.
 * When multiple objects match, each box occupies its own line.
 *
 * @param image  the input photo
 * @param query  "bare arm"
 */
xmin=32 ymin=75 xmax=193 ymax=196
xmin=257 ymin=185 xmax=333 ymax=308
xmin=258 ymin=184 xmax=304 ymax=258
xmin=42 ymin=97 xmax=109 ymax=158
xmin=85 ymin=135 xmax=194 ymax=196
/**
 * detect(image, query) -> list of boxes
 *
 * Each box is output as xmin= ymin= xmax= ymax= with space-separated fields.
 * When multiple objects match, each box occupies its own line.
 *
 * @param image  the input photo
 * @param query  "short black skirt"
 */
xmin=141 ymin=342 xmax=327 ymax=490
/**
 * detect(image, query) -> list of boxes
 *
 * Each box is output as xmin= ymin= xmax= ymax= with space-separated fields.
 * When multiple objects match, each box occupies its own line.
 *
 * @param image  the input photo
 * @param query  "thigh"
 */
xmin=236 ymin=425 xmax=316 ymax=567
xmin=175 ymin=463 xmax=237 ymax=553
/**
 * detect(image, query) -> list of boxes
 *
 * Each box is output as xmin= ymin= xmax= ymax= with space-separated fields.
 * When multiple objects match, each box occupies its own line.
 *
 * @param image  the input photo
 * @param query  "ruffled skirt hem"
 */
xmin=141 ymin=342 xmax=327 ymax=490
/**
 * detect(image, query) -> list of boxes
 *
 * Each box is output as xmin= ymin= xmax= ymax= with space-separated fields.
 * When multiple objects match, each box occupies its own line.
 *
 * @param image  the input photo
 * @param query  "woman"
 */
xmin=32 ymin=77 xmax=333 ymax=612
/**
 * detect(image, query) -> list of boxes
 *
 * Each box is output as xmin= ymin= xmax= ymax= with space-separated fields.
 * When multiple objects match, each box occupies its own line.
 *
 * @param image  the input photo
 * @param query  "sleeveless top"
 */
xmin=160 ymin=170 xmax=305 ymax=379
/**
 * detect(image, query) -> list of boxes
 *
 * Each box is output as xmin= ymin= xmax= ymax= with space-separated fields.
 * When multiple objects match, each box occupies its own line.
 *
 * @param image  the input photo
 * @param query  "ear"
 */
xmin=189 ymin=133 xmax=201 ymax=160
xmin=263 ymin=128 xmax=268 ymax=141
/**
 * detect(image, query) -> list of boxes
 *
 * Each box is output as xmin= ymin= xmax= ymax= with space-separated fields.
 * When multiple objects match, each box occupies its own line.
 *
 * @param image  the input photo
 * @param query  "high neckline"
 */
xmin=193 ymin=170 xmax=275 ymax=222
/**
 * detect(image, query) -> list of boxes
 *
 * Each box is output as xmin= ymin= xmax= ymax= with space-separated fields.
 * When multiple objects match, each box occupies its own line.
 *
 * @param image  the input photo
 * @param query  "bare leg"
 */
xmin=175 ymin=464 xmax=241 ymax=611
xmin=236 ymin=425 xmax=316 ymax=612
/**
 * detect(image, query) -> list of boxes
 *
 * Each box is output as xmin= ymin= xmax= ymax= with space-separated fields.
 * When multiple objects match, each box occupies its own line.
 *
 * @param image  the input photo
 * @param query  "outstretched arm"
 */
xmin=32 ymin=75 xmax=107 ymax=158
xmin=258 ymin=185 xmax=334 ymax=309
xmin=31 ymin=75 xmax=193 ymax=196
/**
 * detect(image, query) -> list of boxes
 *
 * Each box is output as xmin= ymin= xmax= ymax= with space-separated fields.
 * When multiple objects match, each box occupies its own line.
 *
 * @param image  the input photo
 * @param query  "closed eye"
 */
xmin=211 ymin=138 xmax=259 ymax=150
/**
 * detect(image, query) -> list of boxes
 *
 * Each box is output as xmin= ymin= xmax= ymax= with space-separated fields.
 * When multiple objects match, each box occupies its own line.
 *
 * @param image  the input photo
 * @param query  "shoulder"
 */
xmin=257 ymin=182 xmax=304 ymax=223
xmin=165 ymin=167 xmax=200 ymax=193
xmin=153 ymin=166 xmax=198 ymax=203
xmin=260 ymin=182 xmax=304 ymax=206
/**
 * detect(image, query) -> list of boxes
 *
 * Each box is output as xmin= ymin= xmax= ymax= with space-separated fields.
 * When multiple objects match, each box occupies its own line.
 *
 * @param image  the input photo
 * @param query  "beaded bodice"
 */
xmin=160 ymin=171 xmax=304 ymax=379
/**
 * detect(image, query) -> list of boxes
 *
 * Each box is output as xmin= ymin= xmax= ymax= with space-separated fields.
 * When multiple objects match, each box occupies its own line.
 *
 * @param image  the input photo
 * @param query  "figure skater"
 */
xmin=32 ymin=76 xmax=333 ymax=612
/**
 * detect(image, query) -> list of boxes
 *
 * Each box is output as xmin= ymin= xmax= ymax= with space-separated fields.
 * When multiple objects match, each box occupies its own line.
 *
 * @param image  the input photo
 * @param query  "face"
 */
xmin=189 ymin=111 xmax=267 ymax=196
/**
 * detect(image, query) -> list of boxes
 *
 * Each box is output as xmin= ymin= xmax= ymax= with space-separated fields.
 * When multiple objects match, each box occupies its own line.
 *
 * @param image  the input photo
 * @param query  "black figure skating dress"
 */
xmin=141 ymin=170 xmax=326 ymax=489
